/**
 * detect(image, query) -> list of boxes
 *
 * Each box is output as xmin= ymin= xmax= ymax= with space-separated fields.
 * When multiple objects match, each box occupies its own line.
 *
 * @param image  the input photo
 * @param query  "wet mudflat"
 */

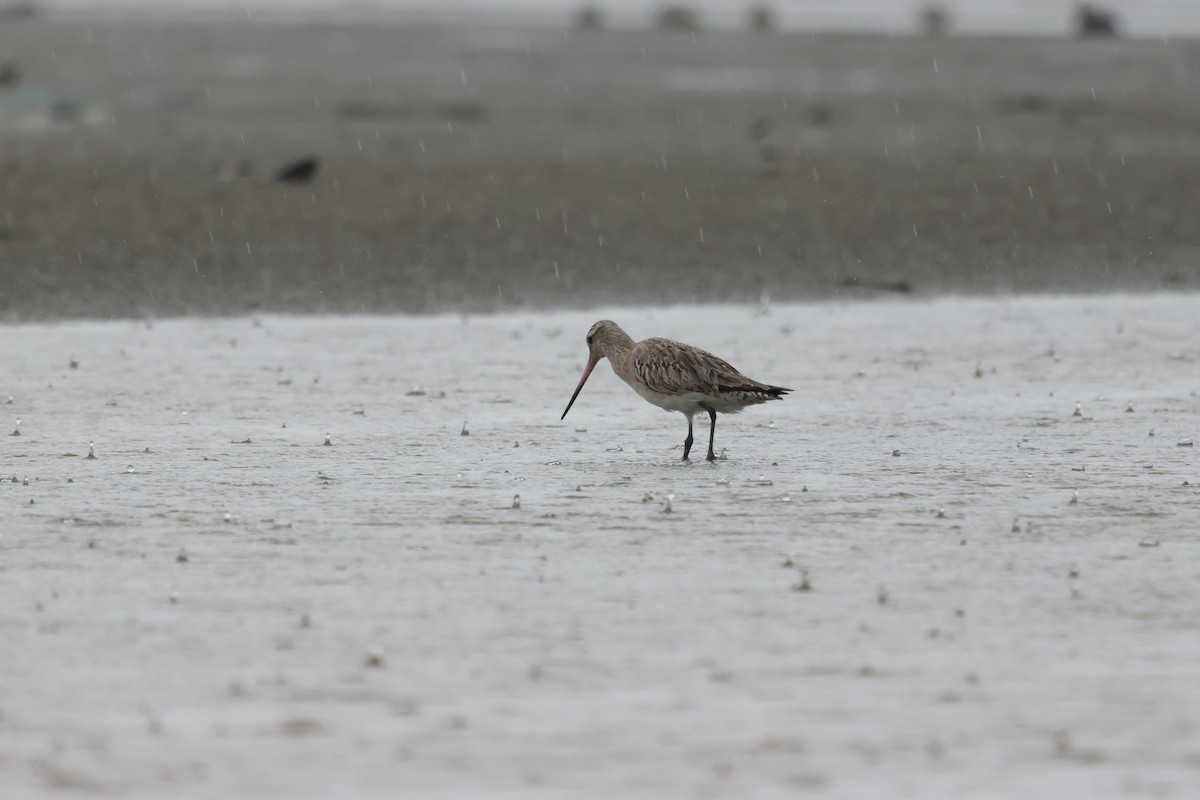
xmin=2 ymin=294 xmax=1199 ymax=798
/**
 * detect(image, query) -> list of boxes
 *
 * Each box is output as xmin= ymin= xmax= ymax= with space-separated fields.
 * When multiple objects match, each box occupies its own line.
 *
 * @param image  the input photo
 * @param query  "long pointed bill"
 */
xmin=561 ymin=355 xmax=599 ymax=420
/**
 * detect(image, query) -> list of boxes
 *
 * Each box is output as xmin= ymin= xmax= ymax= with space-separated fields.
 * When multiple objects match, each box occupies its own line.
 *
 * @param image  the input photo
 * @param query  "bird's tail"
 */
xmin=719 ymin=382 xmax=792 ymax=399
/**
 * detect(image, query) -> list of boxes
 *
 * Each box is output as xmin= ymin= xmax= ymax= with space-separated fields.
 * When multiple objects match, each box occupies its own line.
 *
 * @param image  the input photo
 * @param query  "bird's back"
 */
xmin=627 ymin=337 xmax=791 ymax=410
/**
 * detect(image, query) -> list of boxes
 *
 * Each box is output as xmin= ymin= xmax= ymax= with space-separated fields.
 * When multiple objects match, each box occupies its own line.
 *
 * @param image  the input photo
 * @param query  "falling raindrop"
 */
xmin=1072 ymin=401 xmax=1082 ymax=417
xmin=460 ymin=421 xmax=470 ymax=436
xmin=87 ymin=441 xmax=96 ymax=460
xmin=9 ymin=418 xmax=19 ymax=436
xmin=512 ymin=494 xmax=521 ymax=509
xmin=323 ymin=433 xmax=333 ymax=446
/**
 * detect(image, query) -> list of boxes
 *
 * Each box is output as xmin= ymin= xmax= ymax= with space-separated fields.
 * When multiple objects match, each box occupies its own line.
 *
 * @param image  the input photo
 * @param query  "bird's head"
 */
xmin=583 ymin=319 xmax=629 ymax=360
xmin=561 ymin=320 xmax=632 ymax=420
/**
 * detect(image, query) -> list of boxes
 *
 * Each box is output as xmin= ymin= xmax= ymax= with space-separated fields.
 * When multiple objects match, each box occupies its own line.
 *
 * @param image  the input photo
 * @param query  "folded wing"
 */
xmin=632 ymin=338 xmax=790 ymax=399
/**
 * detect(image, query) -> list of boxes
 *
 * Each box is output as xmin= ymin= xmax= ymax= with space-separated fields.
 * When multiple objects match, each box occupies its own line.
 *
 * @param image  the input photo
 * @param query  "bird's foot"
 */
xmin=706 ymin=451 xmax=717 ymax=462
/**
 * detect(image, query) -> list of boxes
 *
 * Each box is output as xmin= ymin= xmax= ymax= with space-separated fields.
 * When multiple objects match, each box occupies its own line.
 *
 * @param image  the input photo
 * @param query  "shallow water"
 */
xmin=2 ymin=295 xmax=1199 ymax=798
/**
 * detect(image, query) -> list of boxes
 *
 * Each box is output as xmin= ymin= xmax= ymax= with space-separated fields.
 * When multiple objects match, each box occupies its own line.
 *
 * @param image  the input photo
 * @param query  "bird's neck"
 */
xmin=599 ymin=329 xmax=636 ymax=363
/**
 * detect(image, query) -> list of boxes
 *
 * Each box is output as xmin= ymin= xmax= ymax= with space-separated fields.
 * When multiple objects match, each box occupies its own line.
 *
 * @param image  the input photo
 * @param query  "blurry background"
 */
xmin=25 ymin=1 xmax=1200 ymax=35
xmin=2 ymin=0 xmax=1198 ymax=318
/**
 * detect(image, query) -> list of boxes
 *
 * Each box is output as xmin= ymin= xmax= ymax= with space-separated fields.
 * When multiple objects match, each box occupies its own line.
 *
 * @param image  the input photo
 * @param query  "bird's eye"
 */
xmin=586 ymin=335 xmax=594 ymax=345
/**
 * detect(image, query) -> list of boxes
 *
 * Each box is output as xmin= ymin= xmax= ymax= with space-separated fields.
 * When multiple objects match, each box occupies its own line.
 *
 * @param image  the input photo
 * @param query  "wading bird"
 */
xmin=561 ymin=320 xmax=791 ymax=461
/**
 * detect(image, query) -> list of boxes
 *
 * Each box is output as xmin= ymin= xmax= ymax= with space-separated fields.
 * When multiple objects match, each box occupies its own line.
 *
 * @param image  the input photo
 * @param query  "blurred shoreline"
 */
xmin=1 ymin=17 xmax=1198 ymax=320
xmin=29 ymin=1 xmax=1200 ymax=38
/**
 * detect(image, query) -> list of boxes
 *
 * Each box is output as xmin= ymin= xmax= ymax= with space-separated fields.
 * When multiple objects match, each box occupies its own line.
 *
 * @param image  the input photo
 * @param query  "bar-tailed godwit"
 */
xmin=561 ymin=320 xmax=791 ymax=461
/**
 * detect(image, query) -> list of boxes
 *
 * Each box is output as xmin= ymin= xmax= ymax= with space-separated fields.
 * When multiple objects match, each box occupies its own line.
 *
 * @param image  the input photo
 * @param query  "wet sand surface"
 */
xmin=2 ymin=295 xmax=1199 ymax=798
xmin=3 ymin=19 xmax=1200 ymax=319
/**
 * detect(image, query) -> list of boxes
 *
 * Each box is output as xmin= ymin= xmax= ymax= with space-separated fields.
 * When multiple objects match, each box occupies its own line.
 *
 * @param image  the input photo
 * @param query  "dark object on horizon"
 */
xmin=0 ymin=2 xmax=40 ymax=20
xmin=919 ymin=5 xmax=951 ymax=37
xmin=1076 ymin=4 xmax=1119 ymax=37
xmin=748 ymin=115 xmax=774 ymax=141
xmin=575 ymin=5 xmax=604 ymax=31
xmin=840 ymin=276 xmax=913 ymax=294
xmin=0 ymin=61 xmax=19 ymax=88
xmin=275 ymin=157 xmax=319 ymax=184
xmin=747 ymin=5 xmax=776 ymax=33
xmin=656 ymin=5 xmax=700 ymax=33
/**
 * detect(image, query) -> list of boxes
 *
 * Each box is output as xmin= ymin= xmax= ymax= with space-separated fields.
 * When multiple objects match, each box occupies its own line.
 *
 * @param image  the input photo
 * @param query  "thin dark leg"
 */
xmin=682 ymin=417 xmax=694 ymax=461
xmin=700 ymin=403 xmax=718 ymax=461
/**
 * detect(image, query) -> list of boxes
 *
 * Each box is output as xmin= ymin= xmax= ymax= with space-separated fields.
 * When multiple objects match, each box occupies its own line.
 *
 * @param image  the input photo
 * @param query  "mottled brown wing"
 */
xmin=632 ymin=338 xmax=775 ymax=397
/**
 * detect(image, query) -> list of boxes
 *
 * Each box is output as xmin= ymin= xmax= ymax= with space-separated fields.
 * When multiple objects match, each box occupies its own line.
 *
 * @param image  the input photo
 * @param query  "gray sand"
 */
xmin=2 ymin=295 xmax=1199 ymax=797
